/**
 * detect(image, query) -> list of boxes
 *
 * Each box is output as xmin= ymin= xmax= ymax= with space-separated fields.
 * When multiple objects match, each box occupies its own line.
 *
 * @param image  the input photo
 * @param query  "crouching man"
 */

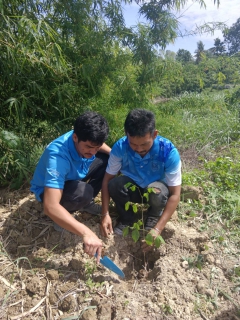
xmin=31 ymin=111 xmax=111 ymax=260
xmin=100 ymin=108 xmax=181 ymax=251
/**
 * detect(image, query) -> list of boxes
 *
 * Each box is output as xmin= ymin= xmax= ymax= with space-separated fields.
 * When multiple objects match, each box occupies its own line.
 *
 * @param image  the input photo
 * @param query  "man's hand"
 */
xmin=141 ymin=229 xmax=160 ymax=252
xmin=100 ymin=214 xmax=113 ymax=237
xmin=82 ymin=231 xmax=103 ymax=263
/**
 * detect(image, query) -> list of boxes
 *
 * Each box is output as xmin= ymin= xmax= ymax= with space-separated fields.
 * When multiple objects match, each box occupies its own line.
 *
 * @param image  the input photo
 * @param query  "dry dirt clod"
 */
xmin=59 ymin=295 xmax=76 ymax=312
xmin=81 ymin=307 xmax=98 ymax=320
xmin=26 ymin=276 xmax=42 ymax=295
xmin=97 ymin=299 xmax=112 ymax=320
xmin=181 ymin=260 xmax=189 ymax=269
xmin=46 ymin=269 xmax=59 ymax=280
xmin=205 ymin=288 xmax=215 ymax=299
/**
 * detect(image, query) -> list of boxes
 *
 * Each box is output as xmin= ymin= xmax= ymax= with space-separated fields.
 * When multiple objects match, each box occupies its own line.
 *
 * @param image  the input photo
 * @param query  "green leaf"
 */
xmin=234 ymin=266 xmax=240 ymax=277
xmin=196 ymin=262 xmax=202 ymax=270
xmin=132 ymin=229 xmax=140 ymax=243
xmin=125 ymin=202 xmax=130 ymax=211
xmin=124 ymin=182 xmax=132 ymax=189
xmin=132 ymin=203 xmax=138 ymax=213
xmin=218 ymin=236 xmax=224 ymax=242
xmin=133 ymin=222 xmax=140 ymax=230
xmin=143 ymin=192 xmax=149 ymax=201
xmin=189 ymin=211 xmax=197 ymax=217
xmin=137 ymin=220 xmax=143 ymax=227
xmin=147 ymin=187 xmax=155 ymax=194
xmin=145 ymin=233 xmax=154 ymax=246
xmin=154 ymin=235 xmax=165 ymax=248
xmin=123 ymin=226 xmax=129 ymax=237
xmin=130 ymin=185 xmax=136 ymax=191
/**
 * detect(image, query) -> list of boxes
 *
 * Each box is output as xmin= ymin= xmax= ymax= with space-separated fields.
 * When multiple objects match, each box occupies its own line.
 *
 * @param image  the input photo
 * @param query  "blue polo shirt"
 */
xmin=106 ymin=136 xmax=181 ymax=188
xmin=30 ymin=130 xmax=95 ymax=201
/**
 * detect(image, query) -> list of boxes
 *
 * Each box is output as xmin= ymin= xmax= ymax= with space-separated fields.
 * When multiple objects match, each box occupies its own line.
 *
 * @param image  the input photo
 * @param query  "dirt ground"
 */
xmin=0 ymin=187 xmax=239 ymax=320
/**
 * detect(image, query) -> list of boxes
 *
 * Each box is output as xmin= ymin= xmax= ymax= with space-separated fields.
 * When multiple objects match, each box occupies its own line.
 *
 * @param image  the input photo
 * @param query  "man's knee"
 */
xmin=108 ymin=175 xmax=134 ymax=197
xmin=61 ymin=180 xmax=93 ymax=210
xmin=147 ymin=181 xmax=169 ymax=207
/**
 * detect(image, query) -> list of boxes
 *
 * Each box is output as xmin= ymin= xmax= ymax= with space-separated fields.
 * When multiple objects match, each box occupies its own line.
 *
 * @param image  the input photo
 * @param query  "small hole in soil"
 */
xmin=121 ymin=245 xmax=161 ymax=279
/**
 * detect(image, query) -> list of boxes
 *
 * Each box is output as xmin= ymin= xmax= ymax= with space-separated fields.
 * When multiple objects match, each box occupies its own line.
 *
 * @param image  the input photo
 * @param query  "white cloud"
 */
xmin=179 ymin=0 xmax=239 ymax=26
xmin=175 ymin=0 xmax=239 ymax=40
xmin=123 ymin=1 xmax=239 ymax=53
xmin=167 ymin=0 xmax=239 ymax=53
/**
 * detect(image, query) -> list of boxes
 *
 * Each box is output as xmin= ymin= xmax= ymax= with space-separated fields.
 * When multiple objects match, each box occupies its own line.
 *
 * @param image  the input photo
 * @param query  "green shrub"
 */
xmin=0 ymin=129 xmax=43 ymax=189
xmin=205 ymin=157 xmax=240 ymax=192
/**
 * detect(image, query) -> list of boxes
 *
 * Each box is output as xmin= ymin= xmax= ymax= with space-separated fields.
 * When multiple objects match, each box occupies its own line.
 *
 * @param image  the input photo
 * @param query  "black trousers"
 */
xmin=108 ymin=175 xmax=169 ymax=224
xmin=40 ymin=152 xmax=109 ymax=212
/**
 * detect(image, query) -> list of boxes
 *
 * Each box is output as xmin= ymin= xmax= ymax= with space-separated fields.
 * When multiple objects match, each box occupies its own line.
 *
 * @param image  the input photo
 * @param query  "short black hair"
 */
xmin=124 ymin=109 xmax=155 ymax=137
xmin=74 ymin=111 xmax=109 ymax=144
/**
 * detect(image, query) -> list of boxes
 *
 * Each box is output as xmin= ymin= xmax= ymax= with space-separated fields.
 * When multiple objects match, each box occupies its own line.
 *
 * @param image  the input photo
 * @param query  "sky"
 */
xmin=122 ymin=0 xmax=239 ymax=55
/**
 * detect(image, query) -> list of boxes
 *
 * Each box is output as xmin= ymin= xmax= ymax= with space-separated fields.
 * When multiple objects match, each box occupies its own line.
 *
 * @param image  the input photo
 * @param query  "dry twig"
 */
xmin=9 ymin=296 xmax=46 ymax=320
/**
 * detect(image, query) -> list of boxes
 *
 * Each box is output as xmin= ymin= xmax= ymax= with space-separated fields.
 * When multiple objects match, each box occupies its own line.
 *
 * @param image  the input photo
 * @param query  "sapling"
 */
xmin=122 ymin=182 xmax=165 ymax=249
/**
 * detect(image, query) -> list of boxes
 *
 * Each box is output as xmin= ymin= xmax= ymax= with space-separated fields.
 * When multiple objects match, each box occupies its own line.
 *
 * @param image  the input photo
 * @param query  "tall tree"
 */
xmin=176 ymin=49 xmax=193 ymax=63
xmin=223 ymin=17 xmax=240 ymax=55
xmin=213 ymin=37 xmax=226 ymax=56
xmin=194 ymin=41 xmax=205 ymax=64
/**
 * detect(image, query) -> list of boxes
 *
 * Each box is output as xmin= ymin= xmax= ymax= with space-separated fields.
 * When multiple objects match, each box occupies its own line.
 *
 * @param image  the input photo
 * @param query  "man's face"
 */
xmin=73 ymin=134 xmax=102 ymax=158
xmin=127 ymin=130 xmax=158 ymax=157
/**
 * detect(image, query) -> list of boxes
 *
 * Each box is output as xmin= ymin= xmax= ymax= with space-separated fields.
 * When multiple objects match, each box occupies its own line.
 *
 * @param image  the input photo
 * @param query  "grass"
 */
xmin=154 ymin=91 xmax=239 ymax=151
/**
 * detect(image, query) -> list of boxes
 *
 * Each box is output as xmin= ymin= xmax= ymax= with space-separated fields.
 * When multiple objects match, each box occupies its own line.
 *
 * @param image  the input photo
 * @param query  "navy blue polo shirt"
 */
xmin=30 ymin=130 xmax=95 ymax=201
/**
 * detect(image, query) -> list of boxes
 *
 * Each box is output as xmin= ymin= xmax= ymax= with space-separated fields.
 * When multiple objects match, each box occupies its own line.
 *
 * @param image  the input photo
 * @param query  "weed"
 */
xmin=47 ymin=244 xmax=59 ymax=257
xmin=205 ymin=157 xmax=240 ymax=191
xmin=84 ymin=260 xmax=103 ymax=290
xmin=182 ymin=255 xmax=205 ymax=270
xmin=181 ymin=148 xmax=240 ymax=244
xmin=162 ymin=304 xmax=173 ymax=314
xmin=84 ymin=261 xmax=96 ymax=280
xmin=123 ymin=300 xmax=130 ymax=308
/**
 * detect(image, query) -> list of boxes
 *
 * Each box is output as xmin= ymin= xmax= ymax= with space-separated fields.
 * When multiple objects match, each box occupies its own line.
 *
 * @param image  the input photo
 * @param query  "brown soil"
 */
xmin=0 ymin=188 xmax=239 ymax=320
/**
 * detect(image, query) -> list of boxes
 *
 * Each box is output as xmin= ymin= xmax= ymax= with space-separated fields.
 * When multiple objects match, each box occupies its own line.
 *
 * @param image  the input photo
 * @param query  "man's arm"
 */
xmin=100 ymin=172 xmax=116 ymax=237
xmin=142 ymin=185 xmax=181 ymax=251
xmin=99 ymin=143 xmax=111 ymax=155
xmin=43 ymin=187 xmax=103 ymax=261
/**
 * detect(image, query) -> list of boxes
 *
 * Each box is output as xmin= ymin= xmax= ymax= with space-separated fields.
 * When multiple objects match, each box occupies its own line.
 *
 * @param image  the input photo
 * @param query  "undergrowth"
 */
xmin=182 ymin=140 xmax=240 ymax=243
xmin=1 ymin=89 xmax=240 ymax=190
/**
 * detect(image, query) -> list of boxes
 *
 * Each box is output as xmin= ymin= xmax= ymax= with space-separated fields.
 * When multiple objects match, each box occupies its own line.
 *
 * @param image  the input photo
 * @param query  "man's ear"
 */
xmin=153 ymin=130 xmax=158 ymax=139
xmin=73 ymin=133 xmax=78 ymax=143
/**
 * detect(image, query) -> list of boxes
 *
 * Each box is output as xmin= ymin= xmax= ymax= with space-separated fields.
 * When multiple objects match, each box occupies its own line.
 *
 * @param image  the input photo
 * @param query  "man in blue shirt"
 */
xmin=31 ymin=111 xmax=111 ymax=260
xmin=100 ymin=109 xmax=181 ymax=251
